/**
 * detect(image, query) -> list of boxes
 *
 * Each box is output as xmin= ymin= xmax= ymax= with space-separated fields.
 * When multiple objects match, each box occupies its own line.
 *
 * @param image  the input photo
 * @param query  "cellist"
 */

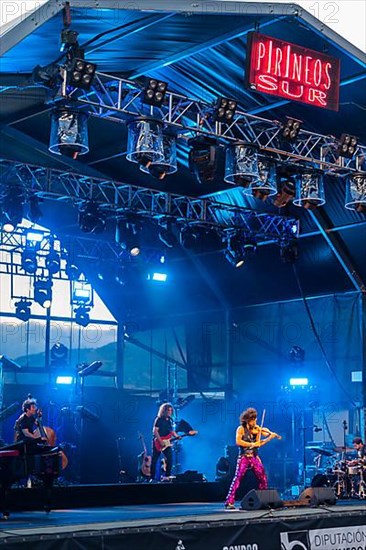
xmin=224 ymin=407 xmax=281 ymax=510
xmin=14 ymin=397 xmax=49 ymax=451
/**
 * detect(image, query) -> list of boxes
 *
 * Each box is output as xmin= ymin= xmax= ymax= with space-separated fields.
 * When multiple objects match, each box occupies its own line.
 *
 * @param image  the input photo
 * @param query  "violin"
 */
xmin=250 ymin=424 xmax=282 ymax=440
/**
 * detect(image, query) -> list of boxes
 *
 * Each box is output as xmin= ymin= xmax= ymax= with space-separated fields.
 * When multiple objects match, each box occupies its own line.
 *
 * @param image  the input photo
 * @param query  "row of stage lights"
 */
xmin=46 ymin=103 xmax=366 ymax=213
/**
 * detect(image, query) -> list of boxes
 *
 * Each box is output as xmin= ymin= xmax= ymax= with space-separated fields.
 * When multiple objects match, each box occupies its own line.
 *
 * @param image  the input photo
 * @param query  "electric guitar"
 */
xmin=154 ymin=430 xmax=198 ymax=452
xmin=138 ymin=432 xmax=152 ymax=477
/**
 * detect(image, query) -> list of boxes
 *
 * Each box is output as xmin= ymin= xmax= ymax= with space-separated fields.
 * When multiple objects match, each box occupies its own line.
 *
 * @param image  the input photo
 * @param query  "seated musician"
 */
xmin=14 ymin=398 xmax=48 ymax=452
xmin=150 ymin=402 xmax=181 ymax=481
xmin=352 ymin=437 xmax=366 ymax=461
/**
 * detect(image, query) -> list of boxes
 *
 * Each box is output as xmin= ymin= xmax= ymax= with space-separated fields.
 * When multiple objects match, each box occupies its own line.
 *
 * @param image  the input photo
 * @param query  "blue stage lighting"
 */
xmin=55 ymin=375 xmax=73 ymax=385
xmin=289 ymin=377 xmax=309 ymax=386
xmin=149 ymin=272 xmax=168 ymax=282
xmin=72 ymin=281 xmax=92 ymax=303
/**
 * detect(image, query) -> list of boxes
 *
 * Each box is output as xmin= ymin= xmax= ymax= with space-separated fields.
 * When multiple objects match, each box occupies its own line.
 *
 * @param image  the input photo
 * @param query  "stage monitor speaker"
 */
xmin=240 ymin=489 xmax=283 ymax=510
xmin=299 ymin=487 xmax=336 ymax=506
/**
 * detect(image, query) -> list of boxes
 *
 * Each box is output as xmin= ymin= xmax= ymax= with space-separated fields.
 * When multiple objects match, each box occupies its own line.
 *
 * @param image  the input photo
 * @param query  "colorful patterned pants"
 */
xmin=225 ymin=454 xmax=268 ymax=505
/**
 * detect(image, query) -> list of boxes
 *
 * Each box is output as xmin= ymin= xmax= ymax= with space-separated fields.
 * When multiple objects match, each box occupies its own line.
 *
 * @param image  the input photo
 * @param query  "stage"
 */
xmin=1 ymin=483 xmax=365 ymax=549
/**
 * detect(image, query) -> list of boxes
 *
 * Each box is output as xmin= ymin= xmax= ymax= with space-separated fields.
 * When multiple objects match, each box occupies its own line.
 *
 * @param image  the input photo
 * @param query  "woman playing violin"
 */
xmin=224 ymin=407 xmax=280 ymax=510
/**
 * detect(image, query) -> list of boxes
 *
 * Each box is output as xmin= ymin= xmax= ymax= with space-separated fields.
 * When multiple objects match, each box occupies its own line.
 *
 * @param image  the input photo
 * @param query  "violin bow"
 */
xmin=258 ymin=409 xmax=266 ymax=441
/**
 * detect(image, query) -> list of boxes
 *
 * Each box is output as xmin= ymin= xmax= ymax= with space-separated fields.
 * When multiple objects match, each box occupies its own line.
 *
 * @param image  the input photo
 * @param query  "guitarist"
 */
xmin=151 ymin=402 xmax=181 ymax=481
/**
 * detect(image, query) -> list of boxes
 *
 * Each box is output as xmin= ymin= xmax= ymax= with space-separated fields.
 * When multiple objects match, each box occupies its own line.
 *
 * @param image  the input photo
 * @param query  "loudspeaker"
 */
xmin=299 ymin=487 xmax=336 ymax=506
xmin=240 ymin=489 xmax=283 ymax=510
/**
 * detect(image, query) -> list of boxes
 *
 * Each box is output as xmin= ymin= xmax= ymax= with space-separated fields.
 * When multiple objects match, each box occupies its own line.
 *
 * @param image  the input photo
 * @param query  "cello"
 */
xmin=35 ymin=406 xmax=68 ymax=470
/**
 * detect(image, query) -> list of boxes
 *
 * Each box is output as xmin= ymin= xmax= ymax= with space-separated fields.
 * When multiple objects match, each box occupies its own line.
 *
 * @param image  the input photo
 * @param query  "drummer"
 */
xmin=352 ymin=437 xmax=366 ymax=461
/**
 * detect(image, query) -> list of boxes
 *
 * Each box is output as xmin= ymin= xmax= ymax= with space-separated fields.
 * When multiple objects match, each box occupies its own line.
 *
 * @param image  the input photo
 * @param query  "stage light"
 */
xmin=142 ymin=78 xmax=168 ymax=107
xmin=345 ymin=173 xmax=366 ymax=213
xmin=65 ymin=259 xmax=80 ymax=281
xmin=290 ymin=222 xmax=300 ymax=236
xmin=280 ymin=240 xmax=298 ymax=263
xmin=72 ymin=281 xmax=92 ymax=303
xmin=127 ymin=119 xmax=164 ymax=167
xmin=224 ymin=143 xmax=259 ymax=187
xmin=49 ymin=108 xmax=89 ymax=158
xmin=289 ymin=345 xmax=305 ymax=362
xmin=27 ymin=195 xmax=43 ymax=223
xmin=21 ymin=249 xmax=38 ymax=274
xmin=46 ymin=250 xmax=61 ymax=275
xmin=351 ymin=371 xmax=362 ymax=382
xmin=224 ymin=233 xmax=256 ymax=268
xmin=273 ymin=174 xmax=296 ymax=208
xmin=158 ymin=220 xmax=177 ymax=248
xmin=293 ymin=169 xmax=325 ymax=209
xmin=140 ymin=134 xmax=177 ymax=179
xmin=289 ymin=377 xmax=309 ymax=386
xmin=188 ymin=136 xmax=219 ymax=184
xmin=250 ymin=158 xmax=277 ymax=200
xmin=214 ymin=97 xmax=237 ymax=123
xmin=14 ymin=298 xmax=32 ymax=322
xmin=74 ymin=305 xmax=91 ymax=327
xmin=180 ymin=226 xmax=200 ymax=249
xmin=32 ymin=62 xmax=60 ymax=88
xmin=338 ymin=134 xmax=358 ymax=159
xmin=56 ymin=375 xmax=74 ymax=385
xmin=60 ymin=28 xmax=79 ymax=52
xmin=149 ymin=272 xmax=168 ymax=282
xmin=68 ymin=58 xmax=97 ymax=90
xmin=79 ymin=201 xmax=106 ymax=233
xmin=34 ymin=278 xmax=53 ymax=308
xmin=282 ymin=117 xmax=302 ymax=142
xmin=115 ymin=219 xmax=141 ymax=256
xmin=1 ymin=185 xmax=24 ymax=230
xmin=50 ymin=342 xmax=68 ymax=364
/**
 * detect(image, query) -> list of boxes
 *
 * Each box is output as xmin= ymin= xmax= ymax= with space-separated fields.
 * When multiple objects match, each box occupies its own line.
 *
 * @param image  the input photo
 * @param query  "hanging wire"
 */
xmin=292 ymin=263 xmax=357 ymax=407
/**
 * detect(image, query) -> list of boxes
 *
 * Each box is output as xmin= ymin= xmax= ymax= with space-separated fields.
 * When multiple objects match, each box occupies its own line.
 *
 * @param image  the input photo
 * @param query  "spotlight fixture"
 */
xmin=338 ymin=134 xmax=358 ymax=159
xmin=115 ymin=218 xmax=141 ymax=257
xmin=79 ymin=201 xmax=106 ymax=233
xmin=34 ymin=278 xmax=53 ymax=308
xmin=224 ymin=143 xmax=259 ymax=187
xmin=45 ymin=250 xmax=61 ymax=275
xmin=289 ymin=345 xmax=305 ymax=362
xmin=21 ymin=250 xmax=38 ymax=274
xmin=14 ymin=298 xmax=32 ymax=322
xmin=65 ymin=259 xmax=80 ymax=280
xmin=1 ymin=185 xmax=24 ymax=230
xmin=224 ymin=233 xmax=256 ymax=268
xmin=142 ymin=78 xmax=168 ymax=107
xmin=78 ymin=360 xmax=103 ymax=377
xmin=74 ymin=305 xmax=91 ymax=327
xmin=273 ymin=173 xmax=296 ymax=208
xmin=127 ymin=119 xmax=164 ymax=167
xmin=158 ymin=219 xmax=177 ymax=248
xmin=68 ymin=58 xmax=97 ymax=90
xmin=49 ymin=108 xmax=89 ymax=157
xmin=72 ymin=280 xmax=92 ymax=303
xmin=188 ymin=136 xmax=219 ymax=184
xmin=214 ymin=97 xmax=237 ymax=123
xmin=140 ymin=134 xmax=177 ymax=180
xmin=180 ymin=226 xmax=200 ymax=249
xmin=345 ymin=172 xmax=366 ymax=213
xmin=281 ymin=117 xmax=302 ymax=142
xmin=50 ymin=342 xmax=68 ymax=365
xmin=27 ymin=195 xmax=43 ymax=223
xmin=293 ymin=169 xmax=325 ymax=210
xmin=0 ymin=355 xmax=22 ymax=370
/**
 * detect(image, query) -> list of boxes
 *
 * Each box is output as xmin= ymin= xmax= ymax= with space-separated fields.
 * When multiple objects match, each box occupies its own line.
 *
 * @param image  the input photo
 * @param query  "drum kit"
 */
xmin=307 ymin=445 xmax=366 ymax=499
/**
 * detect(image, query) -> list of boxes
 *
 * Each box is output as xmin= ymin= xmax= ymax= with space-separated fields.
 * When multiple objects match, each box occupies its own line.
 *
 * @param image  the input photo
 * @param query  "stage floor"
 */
xmin=1 ymin=500 xmax=365 ymax=538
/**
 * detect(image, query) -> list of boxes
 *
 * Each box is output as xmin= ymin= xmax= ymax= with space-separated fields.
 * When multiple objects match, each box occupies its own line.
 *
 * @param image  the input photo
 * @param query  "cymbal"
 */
xmin=307 ymin=447 xmax=334 ymax=456
xmin=333 ymin=446 xmax=355 ymax=453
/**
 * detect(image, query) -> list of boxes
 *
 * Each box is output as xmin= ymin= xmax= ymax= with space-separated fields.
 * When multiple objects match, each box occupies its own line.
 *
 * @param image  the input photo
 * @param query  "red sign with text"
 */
xmin=246 ymin=32 xmax=340 ymax=111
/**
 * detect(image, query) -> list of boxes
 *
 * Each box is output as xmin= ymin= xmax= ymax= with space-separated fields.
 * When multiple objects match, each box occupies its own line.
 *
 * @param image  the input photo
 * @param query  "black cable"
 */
xmin=292 ymin=263 xmax=357 ymax=407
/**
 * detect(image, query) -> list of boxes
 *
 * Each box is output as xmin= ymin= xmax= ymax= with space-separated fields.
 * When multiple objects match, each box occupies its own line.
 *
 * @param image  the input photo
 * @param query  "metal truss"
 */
xmin=0 ymin=159 xmax=298 ymax=243
xmin=63 ymin=71 xmax=366 ymax=174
